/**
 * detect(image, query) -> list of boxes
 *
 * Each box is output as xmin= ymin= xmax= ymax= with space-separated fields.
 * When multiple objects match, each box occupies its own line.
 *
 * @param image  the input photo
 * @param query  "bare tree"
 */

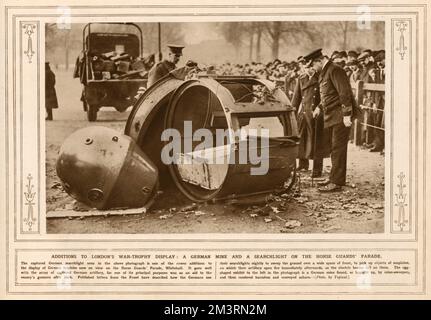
xmin=262 ymin=21 xmax=316 ymax=60
xmin=253 ymin=22 xmax=265 ymax=62
xmin=45 ymin=23 xmax=81 ymax=69
xmin=218 ymin=22 xmax=247 ymax=60
xmin=339 ymin=21 xmax=350 ymax=50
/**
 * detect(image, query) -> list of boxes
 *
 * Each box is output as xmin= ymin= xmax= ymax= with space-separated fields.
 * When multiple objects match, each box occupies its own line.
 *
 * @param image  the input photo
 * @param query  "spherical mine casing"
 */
xmin=56 ymin=126 xmax=158 ymax=209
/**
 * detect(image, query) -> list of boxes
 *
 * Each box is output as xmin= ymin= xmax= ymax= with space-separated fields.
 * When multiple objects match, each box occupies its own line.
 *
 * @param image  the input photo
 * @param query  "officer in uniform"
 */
xmin=147 ymin=44 xmax=184 ymax=87
xmin=304 ymin=48 xmax=358 ymax=192
xmin=291 ymin=57 xmax=328 ymax=177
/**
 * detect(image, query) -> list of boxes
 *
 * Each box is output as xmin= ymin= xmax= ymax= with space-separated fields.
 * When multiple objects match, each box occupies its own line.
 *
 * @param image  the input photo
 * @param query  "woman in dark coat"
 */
xmin=291 ymin=63 xmax=329 ymax=177
xmin=45 ymin=62 xmax=58 ymax=120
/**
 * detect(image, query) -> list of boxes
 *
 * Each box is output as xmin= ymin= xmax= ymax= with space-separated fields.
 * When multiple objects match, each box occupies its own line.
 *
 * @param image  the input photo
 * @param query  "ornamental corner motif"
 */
xmin=22 ymin=23 xmax=37 ymax=63
xmin=395 ymin=21 xmax=408 ymax=60
xmin=23 ymin=173 xmax=37 ymax=231
xmin=394 ymin=172 xmax=408 ymax=232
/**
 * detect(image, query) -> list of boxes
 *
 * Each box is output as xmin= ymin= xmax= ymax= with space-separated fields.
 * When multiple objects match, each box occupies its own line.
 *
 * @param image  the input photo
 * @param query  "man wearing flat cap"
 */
xmin=304 ymin=48 xmax=358 ymax=192
xmin=357 ymin=50 xmax=374 ymax=82
xmin=147 ymin=44 xmax=184 ymax=87
xmin=346 ymin=59 xmax=362 ymax=85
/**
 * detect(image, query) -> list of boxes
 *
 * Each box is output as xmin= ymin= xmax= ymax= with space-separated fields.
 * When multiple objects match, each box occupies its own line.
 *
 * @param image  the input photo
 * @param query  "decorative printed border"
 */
xmin=18 ymin=20 xmax=40 ymax=234
xmin=9 ymin=11 xmax=416 ymax=241
xmin=390 ymin=18 xmax=412 ymax=234
xmin=3 ymin=4 xmax=427 ymax=297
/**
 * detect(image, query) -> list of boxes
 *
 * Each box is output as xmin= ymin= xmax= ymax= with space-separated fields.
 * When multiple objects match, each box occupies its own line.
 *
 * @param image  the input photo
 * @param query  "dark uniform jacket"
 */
xmin=291 ymin=72 xmax=329 ymax=160
xmin=147 ymin=60 xmax=176 ymax=87
xmin=318 ymin=60 xmax=358 ymax=128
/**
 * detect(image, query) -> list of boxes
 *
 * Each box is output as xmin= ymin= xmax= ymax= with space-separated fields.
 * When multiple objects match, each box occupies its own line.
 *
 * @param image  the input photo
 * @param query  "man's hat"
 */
xmin=304 ymin=48 xmax=324 ymax=62
xmin=167 ymin=44 xmax=184 ymax=56
xmin=357 ymin=51 xmax=370 ymax=62
xmin=347 ymin=50 xmax=358 ymax=59
xmin=330 ymin=50 xmax=339 ymax=59
xmin=374 ymin=50 xmax=385 ymax=62
xmin=273 ymin=58 xmax=281 ymax=65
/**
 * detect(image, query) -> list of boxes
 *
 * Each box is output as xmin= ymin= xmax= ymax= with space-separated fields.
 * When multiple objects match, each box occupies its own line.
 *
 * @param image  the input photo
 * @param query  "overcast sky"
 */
xmin=182 ymin=23 xmax=221 ymax=44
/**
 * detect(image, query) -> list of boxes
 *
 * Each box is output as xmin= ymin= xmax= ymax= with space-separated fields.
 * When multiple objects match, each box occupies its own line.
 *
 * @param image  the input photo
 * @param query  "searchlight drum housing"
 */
xmin=125 ymin=75 xmax=299 ymax=202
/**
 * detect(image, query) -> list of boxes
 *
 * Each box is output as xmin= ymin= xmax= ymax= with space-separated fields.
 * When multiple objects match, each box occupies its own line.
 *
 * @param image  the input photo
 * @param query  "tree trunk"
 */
xmin=341 ymin=22 xmax=349 ymax=50
xmin=249 ymin=32 xmax=254 ymax=60
xmin=234 ymin=44 xmax=240 ymax=61
xmin=256 ymin=27 xmax=262 ymax=62
xmin=271 ymin=21 xmax=281 ymax=60
xmin=64 ymin=30 xmax=70 ymax=70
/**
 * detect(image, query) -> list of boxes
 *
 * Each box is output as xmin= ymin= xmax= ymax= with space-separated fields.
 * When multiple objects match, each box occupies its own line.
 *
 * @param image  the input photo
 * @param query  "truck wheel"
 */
xmin=87 ymin=105 xmax=98 ymax=122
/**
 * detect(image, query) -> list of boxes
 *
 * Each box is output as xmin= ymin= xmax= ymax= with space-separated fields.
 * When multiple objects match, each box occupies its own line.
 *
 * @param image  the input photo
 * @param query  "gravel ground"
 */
xmin=45 ymin=69 xmax=385 ymax=234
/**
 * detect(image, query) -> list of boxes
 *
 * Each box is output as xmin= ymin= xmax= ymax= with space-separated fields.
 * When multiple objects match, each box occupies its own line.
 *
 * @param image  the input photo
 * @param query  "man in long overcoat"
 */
xmin=304 ymin=48 xmax=359 ymax=192
xmin=45 ymin=62 xmax=58 ymax=121
xmin=291 ymin=59 xmax=329 ymax=177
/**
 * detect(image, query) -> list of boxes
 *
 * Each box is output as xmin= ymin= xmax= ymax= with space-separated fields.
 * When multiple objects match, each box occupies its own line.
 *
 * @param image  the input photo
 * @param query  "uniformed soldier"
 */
xmin=291 ymin=58 xmax=328 ymax=177
xmin=304 ymin=48 xmax=359 ymax=192
xmin=147 ymin=44 xmax=184 ymax=87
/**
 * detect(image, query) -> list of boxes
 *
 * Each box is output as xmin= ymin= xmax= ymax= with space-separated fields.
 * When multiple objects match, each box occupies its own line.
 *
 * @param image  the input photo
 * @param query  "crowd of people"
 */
xmin=208 ymin=48 xmax=386 ymax=154
xmin=197 ymin=48 xmax=385 ymax=193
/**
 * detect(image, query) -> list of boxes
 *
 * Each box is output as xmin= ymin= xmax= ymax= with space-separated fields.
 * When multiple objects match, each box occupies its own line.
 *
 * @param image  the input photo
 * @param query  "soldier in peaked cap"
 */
xmin=304 ymin=48 xmax=359 ymax=192
xmin=147 ymin=44 xmax=184 ymax=87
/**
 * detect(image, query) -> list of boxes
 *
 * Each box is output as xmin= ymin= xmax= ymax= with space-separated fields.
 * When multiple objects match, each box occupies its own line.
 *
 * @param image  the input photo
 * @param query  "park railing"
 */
xmin=352 ymin=80 xmax=385 ymax=146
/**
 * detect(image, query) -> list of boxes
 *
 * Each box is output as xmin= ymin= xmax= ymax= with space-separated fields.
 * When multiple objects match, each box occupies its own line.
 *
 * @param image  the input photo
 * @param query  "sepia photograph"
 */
xmin=2 ymin=0 xmax=430 ymax=300
xmin=45 ymin=21 xmax=386 ymax=234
